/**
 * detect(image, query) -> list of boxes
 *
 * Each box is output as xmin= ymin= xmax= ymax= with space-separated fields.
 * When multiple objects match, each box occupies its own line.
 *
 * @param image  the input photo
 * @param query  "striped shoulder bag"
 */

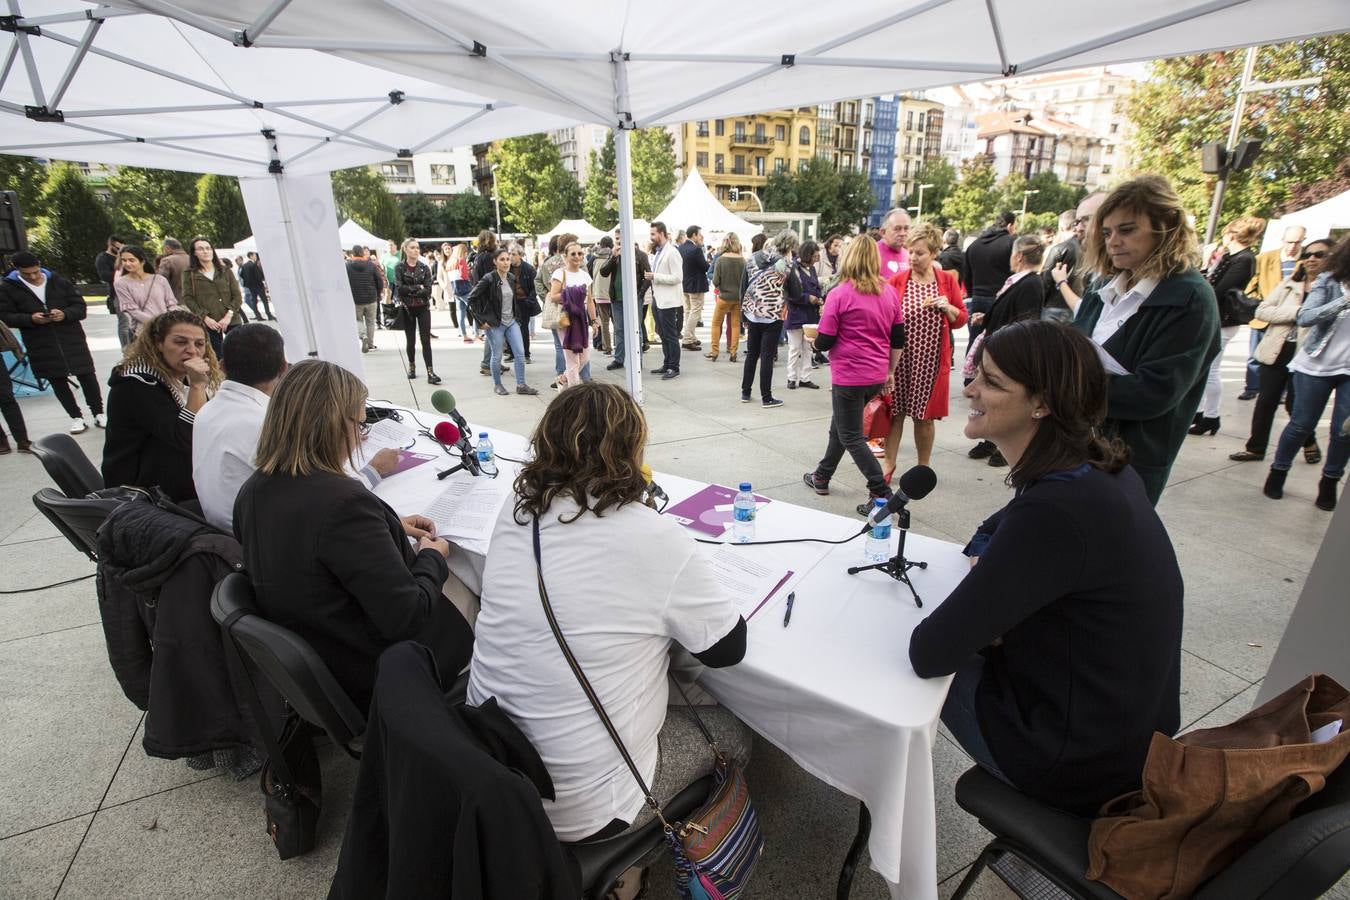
xmin=531 ymin=516 xmax=764 ymax=900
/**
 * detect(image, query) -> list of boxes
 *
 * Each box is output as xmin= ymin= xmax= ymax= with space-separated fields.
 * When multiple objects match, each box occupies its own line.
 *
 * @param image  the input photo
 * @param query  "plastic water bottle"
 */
xmin=864 ymin=499 xmax=892 ymax=563
xmin=732 ymin=482 xmax=756 ymax=543
xmin=475 ymin=432 xmax=494 ymax=464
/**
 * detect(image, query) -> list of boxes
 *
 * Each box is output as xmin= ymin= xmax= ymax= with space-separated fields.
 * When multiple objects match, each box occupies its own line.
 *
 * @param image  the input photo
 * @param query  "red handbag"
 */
xmin=863 ymin=393 xmax=893 ymax=440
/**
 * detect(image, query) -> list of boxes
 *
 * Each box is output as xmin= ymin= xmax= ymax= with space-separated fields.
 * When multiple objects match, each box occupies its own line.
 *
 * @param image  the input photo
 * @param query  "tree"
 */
xmin=331 ymin=165 xmax=390 ymax=230
xmin=560 ymin=173 xmax=584 ymax=219
xmin=489 ymin=134 xmax=571 ymax=234
xmin=369 ymin=191 xmax=406 ymax=244
xmin=940 ymin=159 xmax=999 ymax=235
xmin=583 ymin=135 xmax=618 ymax=229
xmin=763 ymin=156 xmax=874 ymax=236
xmin=398 ymin=192 xmax=444 ymax=237
xmin=1128 ymin=37 xmax=1350 ymax=236
xmin=630 ymin=128 xmax=677 ymax=218
xmin=194 ymin=174 xmax=251 ymax=247
xmin=106 ymin=165 xmax=199 ymax=243
xmin=442 ymin=192 xmax=495 ymax=236
xmin=0 ymin=156 xmax=49 ymax=224
xmin=1024 ymin=171 xmax=1085 ymax=216
xmin=901 ymin=158 xmax=958 ymax=222
xmin=30 ymin=163 xmax=112 ymax=280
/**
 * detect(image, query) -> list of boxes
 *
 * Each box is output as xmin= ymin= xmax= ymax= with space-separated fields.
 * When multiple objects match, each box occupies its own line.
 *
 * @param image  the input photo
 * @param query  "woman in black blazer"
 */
xmin=1192 ymin=215 xmax=1263 ymax=434
xmin=232 ymin=360 xmax=472 ymax=710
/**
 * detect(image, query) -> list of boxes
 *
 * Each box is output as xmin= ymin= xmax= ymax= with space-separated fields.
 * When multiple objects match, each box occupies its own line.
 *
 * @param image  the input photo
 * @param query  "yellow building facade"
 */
xmin=679 ymin=108 xmax=817 ymax=212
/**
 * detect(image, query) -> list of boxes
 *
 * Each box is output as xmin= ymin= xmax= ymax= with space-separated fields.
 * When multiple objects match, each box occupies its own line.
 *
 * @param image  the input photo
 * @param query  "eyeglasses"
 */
xmin=568 ymin=252 xmax=585 ymax=258
xmin=1300 ymin=250 xmax=1328 ymax=260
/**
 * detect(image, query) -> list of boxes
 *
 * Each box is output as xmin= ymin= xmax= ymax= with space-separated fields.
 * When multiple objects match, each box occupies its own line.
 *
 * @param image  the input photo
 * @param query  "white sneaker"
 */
xmin=70 ymin=418 xmax=88 ymax=434
xmin=94 ymin=413 xmax=107 ymax=428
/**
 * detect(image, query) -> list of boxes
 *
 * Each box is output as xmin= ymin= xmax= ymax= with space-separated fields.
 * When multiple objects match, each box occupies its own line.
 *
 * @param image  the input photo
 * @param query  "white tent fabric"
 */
xmin=655 ymin=170 xmax=761 ymax=244
xmin=1260 ymin=190 xmax=1350 ymax=252
xmin=337 ymin=218 xmax=387 ymax=252
xmin=537 ymin=218 xmax=608 ymax=245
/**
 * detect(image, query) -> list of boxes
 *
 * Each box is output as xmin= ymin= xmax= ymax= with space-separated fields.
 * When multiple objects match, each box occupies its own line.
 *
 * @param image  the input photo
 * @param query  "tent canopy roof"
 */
xmin=1260 ymin=190 xmax=1350 ymax=253
xmin=538 ymin=218 xmax=609 ymax=244
xmin=656 ymin=170 xmax=761 ymax=241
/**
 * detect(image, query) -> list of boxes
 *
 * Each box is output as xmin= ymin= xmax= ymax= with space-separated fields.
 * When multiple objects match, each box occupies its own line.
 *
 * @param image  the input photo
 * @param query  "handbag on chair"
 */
xmin=532 ymin=517 xmax=763 ymax=899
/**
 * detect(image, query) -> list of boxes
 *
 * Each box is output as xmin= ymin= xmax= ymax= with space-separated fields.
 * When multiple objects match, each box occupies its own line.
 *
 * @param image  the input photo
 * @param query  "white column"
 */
xmin=238 ymin=172 xmax=365 ymax=379
xmin=614 ymin=126 xmax=643 ymax=404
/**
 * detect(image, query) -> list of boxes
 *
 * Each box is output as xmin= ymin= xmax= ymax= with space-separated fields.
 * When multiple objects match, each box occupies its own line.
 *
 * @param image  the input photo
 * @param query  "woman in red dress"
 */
xmin=882 ymin=223 xmax=968 ymax=481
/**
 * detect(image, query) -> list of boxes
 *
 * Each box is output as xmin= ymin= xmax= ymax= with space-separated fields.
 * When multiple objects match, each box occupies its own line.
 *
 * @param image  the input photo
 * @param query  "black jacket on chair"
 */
xmin=232 ymin=469 xmax=473 ymax=712
xmin=984 ymin=274 xmax=1047 ymax=337
xmin=330 ymin=641 xmax=577 ymax=900
xmin=96 ymin=493 xmax=256 ymax=759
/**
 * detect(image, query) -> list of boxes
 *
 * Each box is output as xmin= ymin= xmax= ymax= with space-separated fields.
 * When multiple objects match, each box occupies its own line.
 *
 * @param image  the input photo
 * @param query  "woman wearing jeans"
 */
xmin=467 ymin=248 xmax=538 ymax=397
xmin=740 ymin=229 xmax=801 ymax=407
xmin=1264 ymin=235 xmax=1350 ymax=512
xmin=801 ymin=235 xmax=907 ymax=516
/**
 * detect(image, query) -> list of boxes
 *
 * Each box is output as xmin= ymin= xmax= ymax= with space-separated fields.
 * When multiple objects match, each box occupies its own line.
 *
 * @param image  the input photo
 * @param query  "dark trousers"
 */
xmin=1245 ymin=341 xmax=1317 ymax=455
xmin=741 ymin=320 xmax=782 ymax=399
xmin=403 ymin=306 xmax=434 ymax=369
xmin=814 ymin=382 xmax=887 ymax=494
xmin=654 ymin=305 xmax=683 ymax=372
xmin=612 ymin=297 xmax=650 ymax=364
xmin=0 ymin=360 xmax=29 ymax=442
xmin=49 ymin=371 xmax=104 ymax=419
xmin=243 ymin=287 xmax=273 ymax=320
xmin=966 ymin=294 xmax=995 ymax=350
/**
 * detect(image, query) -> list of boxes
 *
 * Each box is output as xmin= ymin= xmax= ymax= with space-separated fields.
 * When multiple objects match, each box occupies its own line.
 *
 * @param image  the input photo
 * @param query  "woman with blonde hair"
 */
xmin=882 ymin=222 xmax=968 ymax=480
xmin=233 ymin=359 xmax=473 ymax=710
xmin=1072 ymin=175 xmax=1221 ymax=505
xmin=708 ymin=232 xmax=745 ymax=361
xmin=1190 ymin=215 xmax=1265 ymax=435
xmin=468 ymin=382 xmax=749 ymax=871
xmin=101 ymin=308 xmax=221 ymax=501
xmin=802 ymin=235 xmax=908 ymax=515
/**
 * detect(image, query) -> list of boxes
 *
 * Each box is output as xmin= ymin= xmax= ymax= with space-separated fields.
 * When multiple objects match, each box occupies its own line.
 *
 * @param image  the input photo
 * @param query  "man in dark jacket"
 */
xmin=678 ymin=225 xmax=708 ymax=351
xmin=0 ymin=250 xmax=103 ymax=434
xmin=346 ymin=246 xmax=383 ymax=353
xmin=94 ymin=234 xmax=125 ymax=340
xmin=961 ymin=211 xmax=1017 ymax=348
xmin=157 ymin=238 xmax=190 ymax=303
xmin=937 ymin=229 xmax=964 ymax=288
xmin=238 ymin=252 xmax=274 ymax=321
xmin=600 ymin=231 xmax=651 ymax=370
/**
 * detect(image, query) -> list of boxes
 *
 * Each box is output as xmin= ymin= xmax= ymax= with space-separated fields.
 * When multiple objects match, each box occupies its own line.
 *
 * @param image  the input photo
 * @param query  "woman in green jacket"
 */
xmin=181 ymin=237 xmax=245 ymax=359
xmin=1072 ymin=176 xmax=1221 ymax=506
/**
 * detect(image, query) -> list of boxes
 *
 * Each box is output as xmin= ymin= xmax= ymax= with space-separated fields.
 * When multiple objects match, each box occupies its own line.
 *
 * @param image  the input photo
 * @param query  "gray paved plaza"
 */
xmin=1 ymin=305 xmax=1343 ymax=899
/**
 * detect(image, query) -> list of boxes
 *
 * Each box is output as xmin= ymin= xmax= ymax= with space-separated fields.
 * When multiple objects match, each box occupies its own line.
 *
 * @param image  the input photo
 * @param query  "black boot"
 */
xmin=1263 ymin=468 xmax=1287 ymax=500
xmin=1188 ymin=416 xmax=1220 ymax=436
xmin=1315 ymin=476 xmax=1339 ymax=512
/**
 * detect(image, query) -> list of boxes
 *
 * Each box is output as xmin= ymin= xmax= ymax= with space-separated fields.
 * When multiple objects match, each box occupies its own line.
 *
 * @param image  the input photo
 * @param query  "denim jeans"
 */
xmin=1245 ymin=327 xmax=1262 ymax=393
xmin=813 ymin=382 xmax=887 ymax=494
xmin=940 ymin=654 xmax=1010 ymax=783
xmin=966 ymin=294 xmax=995 ymax=350
xmin=611 ymin=296 xmax=648 ymax=365
xmin=486 ymin=321 xmax=526 ymax=387
xmin=1272 ymin=371 xmax=1350 ymax=479
xmin=653 ymin=305 xmax=684 ymax=372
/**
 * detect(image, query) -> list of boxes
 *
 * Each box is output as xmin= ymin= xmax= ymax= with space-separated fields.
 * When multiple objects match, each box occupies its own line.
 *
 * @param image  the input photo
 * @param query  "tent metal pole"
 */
xmin=801 ymin=0 xmax=958 ymax=56
xmin=48 ymin=18 xmax=102 ymax=110
xmin=0 ymin=40 xmax=17 ymax=94
xmin=281 ymin=99 xmax=398 ymax=167
xmin=242 ymin=0 xmax=295 ymax=44
xmin=16 ymin=8 xmax=140 ymax=27
xmin=982 ymin=0 xmax=1011 ymax=75
xmin=262 ymin=132 xmax=320 ymax=358
xmin=267 ymin=97 xmax=394 ymax=108
xmin=250 ymin=36 xmax=442 ymax=53
xmin=1016 ymin=0 xmax=1244 ymax=71
xmin=9 ymin=10 xmax=47 ymax=108
xmin=612 ymin=50 xmax=642 ymax=405
xmin=410 ymin=105 xmax=493 ymax=154
xmin=792 ymin=57 xmax=1003 ymax=74
xmin=62 ymin=103 xmax=253 ymax=118
xmin=111 ymin=0 xmax=238 ymax=42
xmin=391 ymin=95 xmax=495 ymax=110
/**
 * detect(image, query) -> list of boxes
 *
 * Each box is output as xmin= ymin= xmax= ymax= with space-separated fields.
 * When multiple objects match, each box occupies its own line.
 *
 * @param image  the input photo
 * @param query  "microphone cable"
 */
xmin=693 ymin=526 xmax=869 ymax=548
xmin=0 ymin=573 xmax=97 ymax=594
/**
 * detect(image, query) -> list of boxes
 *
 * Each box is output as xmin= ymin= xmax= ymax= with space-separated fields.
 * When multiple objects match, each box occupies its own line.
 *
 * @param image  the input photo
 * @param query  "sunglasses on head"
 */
xmin=1300 ymin=250 xmax=1328 ymax=260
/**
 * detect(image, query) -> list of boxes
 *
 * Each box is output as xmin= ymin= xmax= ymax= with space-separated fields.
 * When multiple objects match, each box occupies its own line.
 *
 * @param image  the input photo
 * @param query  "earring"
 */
xmin=1032 ymin=412 xmax=1042 ymax=419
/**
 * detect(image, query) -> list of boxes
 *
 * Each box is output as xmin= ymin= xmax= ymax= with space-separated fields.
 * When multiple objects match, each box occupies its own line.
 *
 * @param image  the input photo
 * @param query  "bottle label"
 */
xmin=872 ymin=524 xmax=891 ymax=540
xmin=734 ymin=503 xmax=755 ymax=523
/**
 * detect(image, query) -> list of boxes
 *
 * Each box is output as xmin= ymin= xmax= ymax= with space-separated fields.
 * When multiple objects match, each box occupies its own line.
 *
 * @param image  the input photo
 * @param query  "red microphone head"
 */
xmin=433 ymin=420 xmax=461 ymax=445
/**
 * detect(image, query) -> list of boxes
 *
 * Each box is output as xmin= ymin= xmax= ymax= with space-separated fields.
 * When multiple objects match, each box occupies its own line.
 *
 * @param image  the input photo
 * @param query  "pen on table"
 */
xmin=782 ymin=591 xmax=795 ymax=627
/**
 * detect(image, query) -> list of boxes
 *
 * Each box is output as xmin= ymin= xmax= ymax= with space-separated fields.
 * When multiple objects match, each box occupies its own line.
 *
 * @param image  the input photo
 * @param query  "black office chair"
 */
xmin=32 ymin=488 xmax=124 ymax=562
xmin=31 ymin=433 xmax=104 ymax=498
xmin=567 ymin=774 xmax=717 ymax=899
xmin=951 ymin=761 xmax=1350 ymax=900
xmin=210 ymin=572 xmax=366 ymax=758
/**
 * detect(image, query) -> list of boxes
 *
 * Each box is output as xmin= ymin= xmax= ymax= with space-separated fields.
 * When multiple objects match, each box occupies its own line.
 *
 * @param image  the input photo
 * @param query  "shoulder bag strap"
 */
xmin=532 ymin=515 xmax=672 ymax=825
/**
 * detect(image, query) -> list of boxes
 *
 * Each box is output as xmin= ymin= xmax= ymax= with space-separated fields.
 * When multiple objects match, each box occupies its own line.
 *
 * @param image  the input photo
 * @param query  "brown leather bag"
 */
xmin=1086 ymin=674 xmax=1350 ymax=899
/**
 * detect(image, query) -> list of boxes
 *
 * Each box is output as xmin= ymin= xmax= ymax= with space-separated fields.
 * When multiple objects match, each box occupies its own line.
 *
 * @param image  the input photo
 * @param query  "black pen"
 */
xmin=782 ymin=591 xmax=795 ymax=627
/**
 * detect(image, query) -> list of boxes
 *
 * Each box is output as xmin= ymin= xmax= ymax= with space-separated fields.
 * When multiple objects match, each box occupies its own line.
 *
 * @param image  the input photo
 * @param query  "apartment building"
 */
xmin=679 ymin=108 xmax=817 ymax=209
xmin=893 ymin=95 xmax=945 ymax=206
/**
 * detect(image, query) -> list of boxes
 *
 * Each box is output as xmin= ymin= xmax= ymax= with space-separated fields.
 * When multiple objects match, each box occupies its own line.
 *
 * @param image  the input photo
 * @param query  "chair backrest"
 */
xmin=210 ymin=572 xmax=365 ymax=755
xmin=31 ymin=433 xmax=104 ymax=498
xmin=32 ymin=488 xmax=123 ymax=562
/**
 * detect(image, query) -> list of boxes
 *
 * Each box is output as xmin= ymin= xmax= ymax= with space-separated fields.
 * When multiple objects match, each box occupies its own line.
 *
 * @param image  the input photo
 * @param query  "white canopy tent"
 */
xmin=655 ymin=170 xmax=762 ymax=245
xmin=1260 ymin=190 xmax=1350 ymax=252
xmin=538 ymin=218 xmax=608 ymax=246
xmin=337 ymin=218 xmax=388 ymax=253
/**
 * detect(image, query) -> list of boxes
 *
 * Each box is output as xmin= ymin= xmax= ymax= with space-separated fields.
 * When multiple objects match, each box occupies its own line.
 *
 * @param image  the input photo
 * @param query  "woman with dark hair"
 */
xmin=1264 ymin=235 xmax=1350 ymax=511
xmin=1230 ymin=239 xmax=1330 ymax=464
xmin=910 ymin=320 xmax=1182 ymax=816
xmin=785 ymin=240 xmax=823 ymax=389
xmin=181 ymin=237 xmax=244 ymax=358
xmin=466 ymin=247 xmax=539 ymax=396
xmin=468 ymin=382 xmax=749 ymax=857
xmin=101 ymin=309 xmax=222 ymax=501
xmin=507 ymin=243 xmax=537 ymax=362
xmin=396 ymin=238 xmax=440 ymax=385
xmin=1191 ymin=215 xmax=1264 ymax=435
xmin=113 ymin=246 xmax=177 ymax=339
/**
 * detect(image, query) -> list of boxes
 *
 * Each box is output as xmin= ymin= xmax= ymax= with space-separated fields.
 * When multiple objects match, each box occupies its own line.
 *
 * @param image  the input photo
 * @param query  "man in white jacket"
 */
xmin=646 ymin=221 xmax=685 ymax=380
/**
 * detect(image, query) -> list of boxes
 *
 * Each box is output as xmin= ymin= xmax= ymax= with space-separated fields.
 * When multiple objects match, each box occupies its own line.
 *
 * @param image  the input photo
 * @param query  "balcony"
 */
xmin=382 ymin=174 xmax=416 ymax=184
xmin=726 ymin=167 xmax=767 ymax=182
xmin=729 ymin=134 xmax=773 ymax=148
xmin=838 ymin=111 xmax=858 ymax=126
xmin=472 ymin=165 xmax=493 ymax=184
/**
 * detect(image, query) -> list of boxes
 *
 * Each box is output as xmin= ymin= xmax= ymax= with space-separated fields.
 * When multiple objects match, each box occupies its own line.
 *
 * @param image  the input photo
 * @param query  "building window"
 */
xmin=1102 ymin=165 xmax=1113 ymax=175
xmin=755 ymin=156 xmax=765 ymax=176
xmin=715 ymin=153 xmax=725 ymax=173
xmin=915 ymin=137 xmax=923 ymax=156
xmin=754 ymin=123 xmax=765 ymax=141
xmin=799 ymin=125 xmax=810 ymax=145
xmin=906 ymin=110 xmax=914 ymax=131
xmin=734 ymin=154 xmax=745 ymax=173
xmin=774 ymin=157 xmax=786 ymax=173
xmin=902 ymin=159 xmax=910 ymax=178
xmin=696 ymin=151 xmax=708 ymax=168
xmin=734 ymin=123 xmax=745 ymax=141
xmin=798 ymin=159 xmax=808 ymax=172
xmin=1106 ymin=85 xmax=1116 ymax=95
xmin=429 ymin=164 xmax=456 ymax=185
xmin=1077 ymin=85 xmax=1086 ymax=97
xmin=904 ymin=135 xmax=912 ymax=156
xmin=1109 ymin=123 xmax=1119 ymax=134
xmin=696 ymin=121 xmax=709 ymax=137
xmin=775 ymin=124 xmax=786 ymax=141
xmin=715 ymin=119 xmax=725 ymax=136
xmin=380 ymin=161 xmax=414 ymax=183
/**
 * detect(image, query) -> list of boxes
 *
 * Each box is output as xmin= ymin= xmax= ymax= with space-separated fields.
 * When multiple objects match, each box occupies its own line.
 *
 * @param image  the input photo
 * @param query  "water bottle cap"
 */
xmin=739 ymin=482 xmax=752 ymax=491
xmin=873 ymin=498 xmax=888 ymax=508
xmin=479 ymin=432 xmax=488 ymax=438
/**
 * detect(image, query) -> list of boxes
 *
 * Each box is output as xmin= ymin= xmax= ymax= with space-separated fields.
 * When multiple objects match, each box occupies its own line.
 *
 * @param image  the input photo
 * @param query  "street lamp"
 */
xmin=1020 ymin=189 xmax=1040 ymax=218
xmin=489 ymin=163 xmax=501 ymax=235
xmin=913 ymin=183 xmax=935 ymax=222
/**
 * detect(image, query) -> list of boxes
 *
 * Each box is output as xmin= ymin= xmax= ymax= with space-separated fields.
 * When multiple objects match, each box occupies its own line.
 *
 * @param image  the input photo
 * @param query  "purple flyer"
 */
xmin=388 ymin=450 xmax=438 ymax=477
xmin=664 ymin=484 xmax=771 ymax=537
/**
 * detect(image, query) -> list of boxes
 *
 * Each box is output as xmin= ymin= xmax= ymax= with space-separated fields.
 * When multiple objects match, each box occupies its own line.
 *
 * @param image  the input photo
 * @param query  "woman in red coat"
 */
xmin=882 ymin=223 xmax=968 ymax=481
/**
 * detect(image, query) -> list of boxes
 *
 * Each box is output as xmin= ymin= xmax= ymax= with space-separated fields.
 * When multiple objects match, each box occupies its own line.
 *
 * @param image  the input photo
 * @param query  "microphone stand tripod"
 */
xmin=846 ymin=508 xmax=928 ymax=607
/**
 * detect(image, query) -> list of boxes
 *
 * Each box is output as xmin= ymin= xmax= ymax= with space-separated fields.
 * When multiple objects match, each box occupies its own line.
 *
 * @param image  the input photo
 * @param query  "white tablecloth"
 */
xmin=371 ymin=407 xmax=967 ymax=900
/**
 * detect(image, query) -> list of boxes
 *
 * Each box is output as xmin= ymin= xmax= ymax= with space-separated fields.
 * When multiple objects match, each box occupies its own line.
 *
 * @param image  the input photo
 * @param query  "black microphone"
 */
xmin=866 ymin=465 xmax=937 ymax=526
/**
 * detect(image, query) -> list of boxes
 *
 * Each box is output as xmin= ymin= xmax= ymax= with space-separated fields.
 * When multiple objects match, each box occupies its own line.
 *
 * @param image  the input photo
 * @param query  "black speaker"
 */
xmin=1200 ymin=143 xmax=1227 ymax=175
xmin=0 ymin=190 xmax=27 ymax=255
xmin=1230 ymin=138 xmax=1263 ymax=173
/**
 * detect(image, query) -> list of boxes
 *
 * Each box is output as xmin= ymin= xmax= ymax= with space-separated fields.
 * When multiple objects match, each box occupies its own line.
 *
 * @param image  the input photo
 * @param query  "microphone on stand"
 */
xmin=865 ymin=465 xmax=937 ymax=527
xmin=430 ymin=389 xmax=470 ymax=435
xmin=640 ymin=463 xmax=669 ymax=509
xmin=433 ymin=420 xmax=481 ymax=478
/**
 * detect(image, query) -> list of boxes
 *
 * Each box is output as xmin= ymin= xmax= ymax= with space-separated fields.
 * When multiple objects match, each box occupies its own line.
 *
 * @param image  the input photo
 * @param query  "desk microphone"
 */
xmin=640 ymin=463 xmax=669 ymax=506
xmin=865 ymin=465 xmax=937 ymax=527
xmin=430 ymin=388 xmax=470 ymax=434
xmin=433 ymin=420 xmax=481 ymax=478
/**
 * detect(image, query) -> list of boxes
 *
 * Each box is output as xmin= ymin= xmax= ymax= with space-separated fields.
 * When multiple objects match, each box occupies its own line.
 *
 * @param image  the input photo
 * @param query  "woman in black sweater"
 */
xmin=102 ymin=309 xmax=220 ymax=501
xmin=395 ymin=239 xmax=440 ymax=385
xmin=1192 ymin=215 xmax=1263 ymax=435
xmin=233 ymin=359 xmax=472 ymax=711
xmin=909 ymin=320 xmax=1183 ymax=816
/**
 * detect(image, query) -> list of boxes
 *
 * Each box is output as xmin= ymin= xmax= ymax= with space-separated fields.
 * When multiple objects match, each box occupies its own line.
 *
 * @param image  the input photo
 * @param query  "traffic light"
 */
xmin=729 ymin=188 xmax=740 ymax=202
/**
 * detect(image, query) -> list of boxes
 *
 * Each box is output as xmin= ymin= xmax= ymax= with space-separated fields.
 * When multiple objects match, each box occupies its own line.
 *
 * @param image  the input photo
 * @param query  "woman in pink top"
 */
xmin=802 ymin=235 xmax=908 ymax=516
xmin=113 ymin=246 xmax=177 ymax=339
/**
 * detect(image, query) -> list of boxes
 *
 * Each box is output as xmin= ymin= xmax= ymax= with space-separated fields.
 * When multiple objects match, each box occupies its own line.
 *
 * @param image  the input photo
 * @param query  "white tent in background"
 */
xmin=337 ymin=218 xmax=388 ymax=253
xmin=538 ymin=218 xmax=608 ymax=245
xmin=1260 ymin=190 xmax=1350 ymax=252
xmin=655 ymin=170 xmax=761 ymax=245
